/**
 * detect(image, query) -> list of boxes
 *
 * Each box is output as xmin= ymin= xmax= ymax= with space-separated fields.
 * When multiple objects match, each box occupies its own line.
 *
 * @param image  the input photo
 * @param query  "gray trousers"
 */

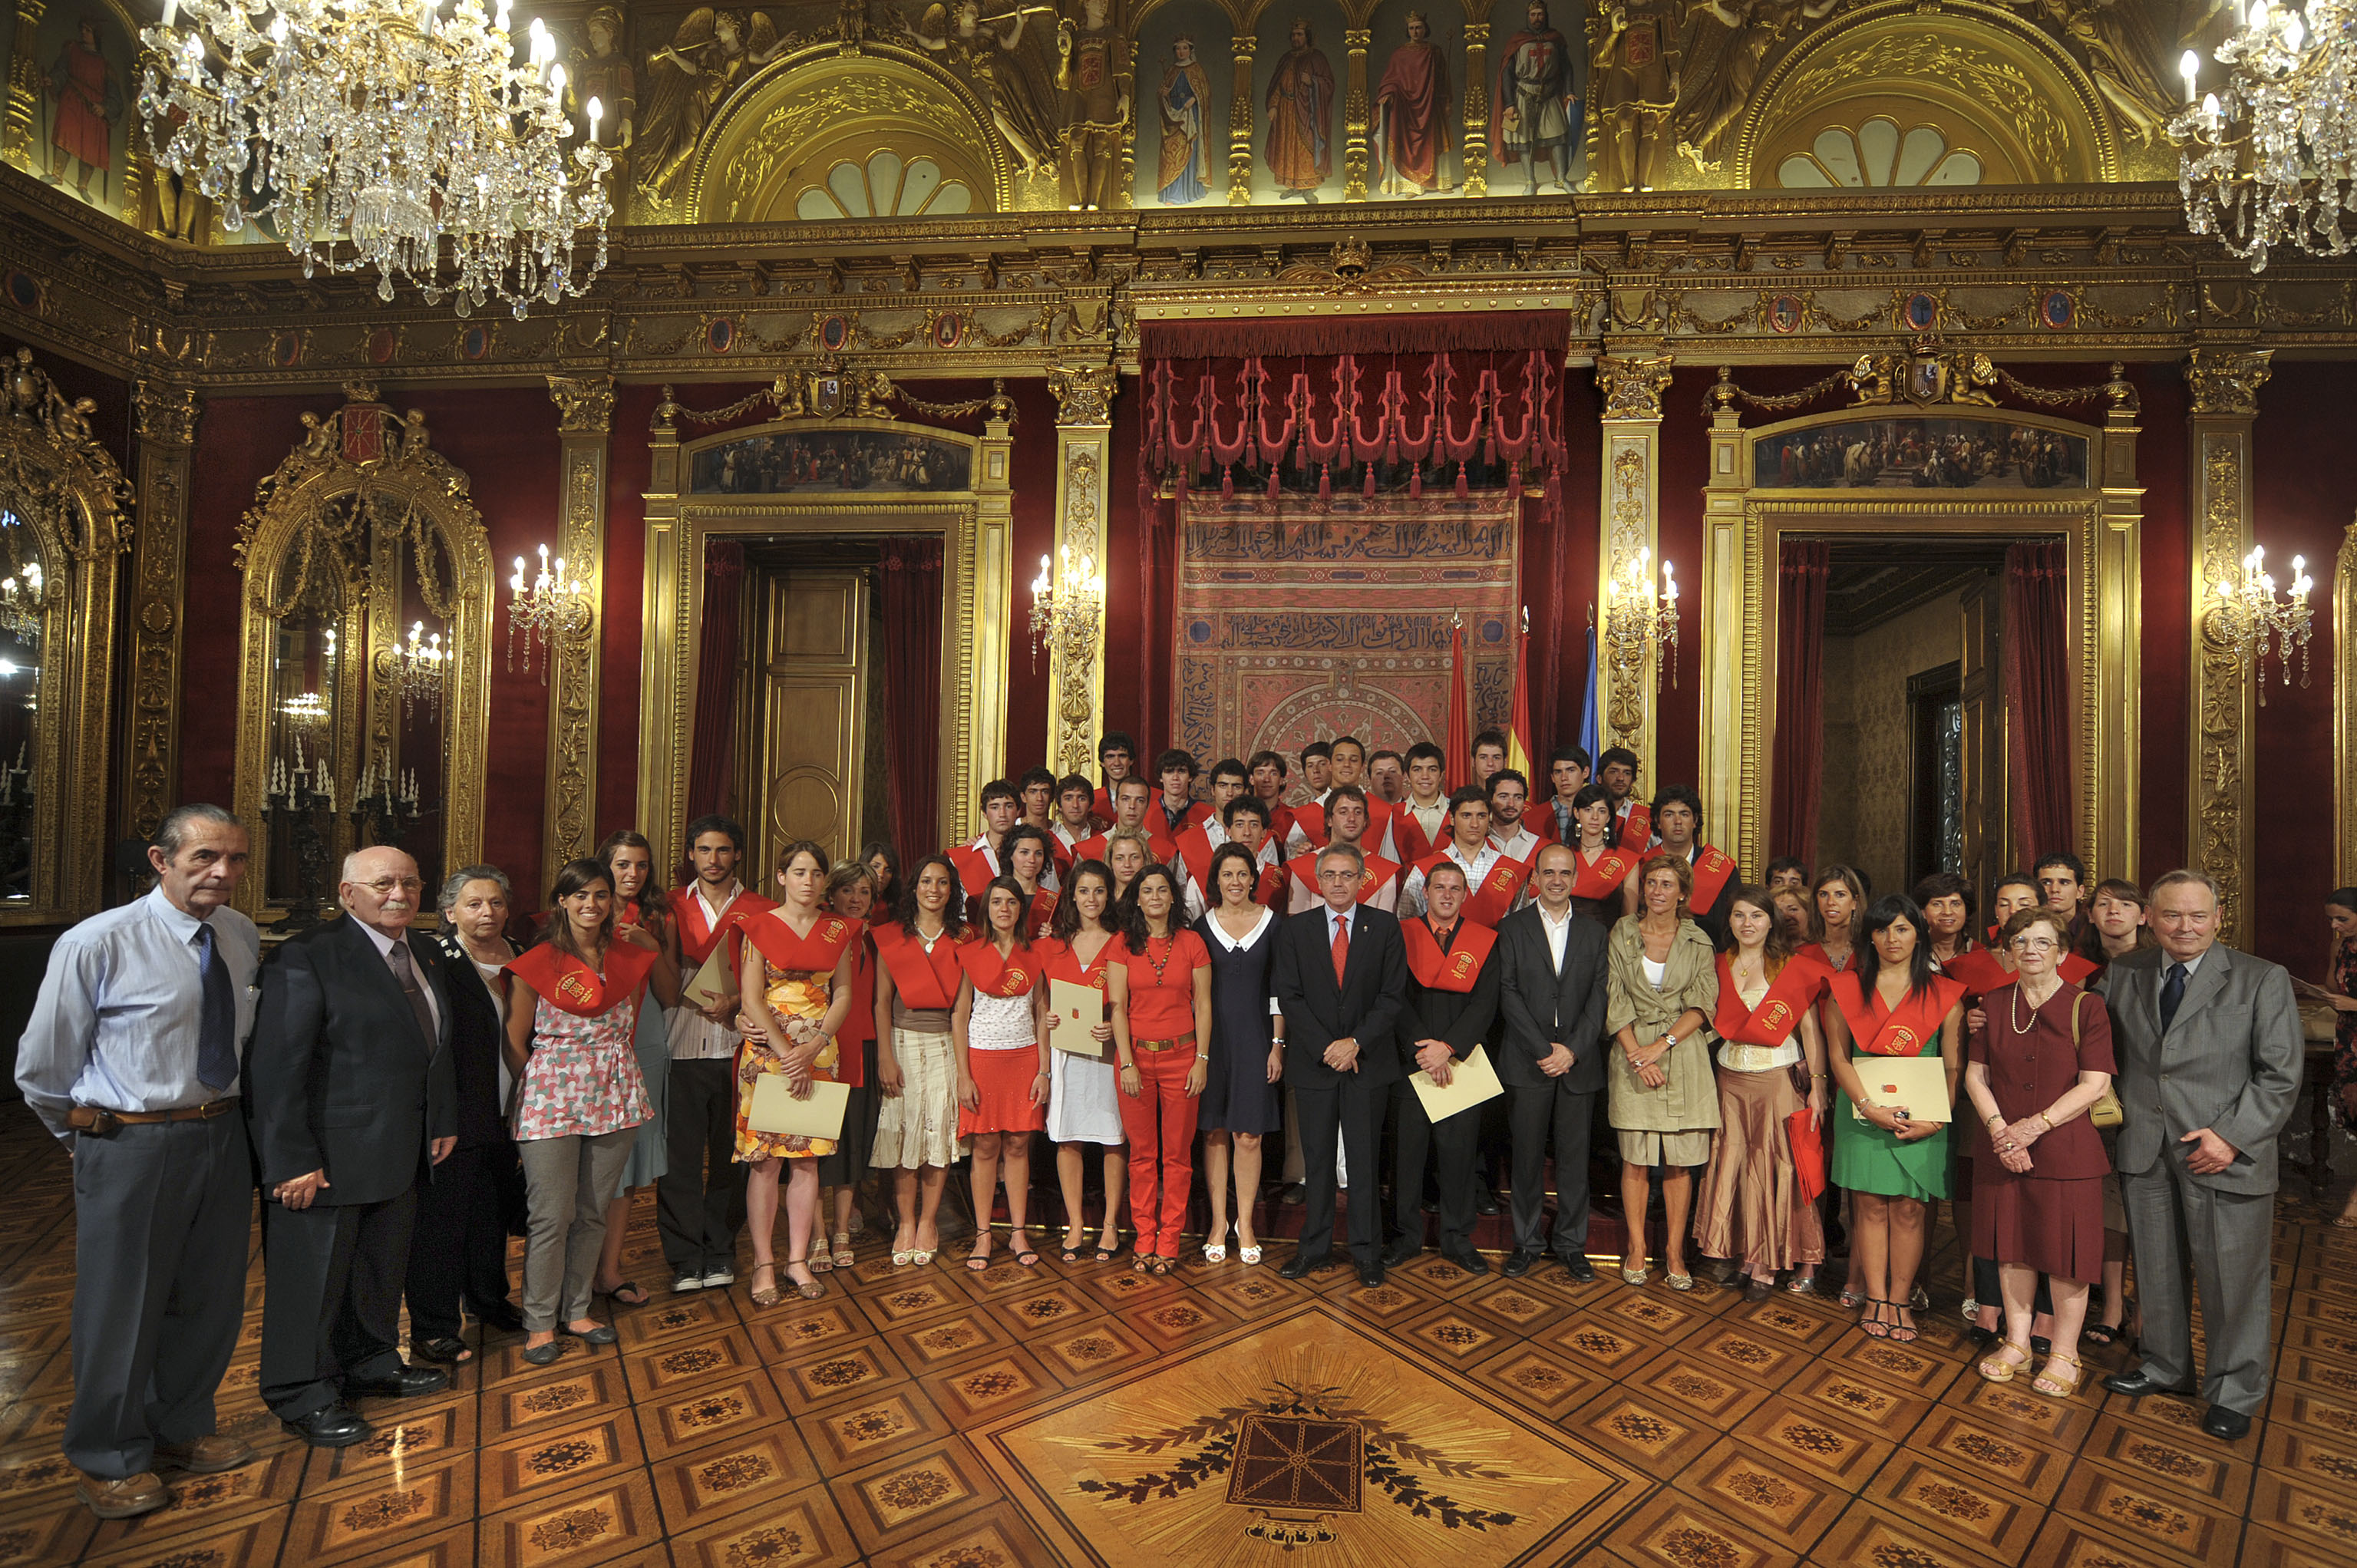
xmin=65 ymin=1115 xmax=250 ymax=1477
xmin=2121 ymin=1156 xmax=2275 ymax=1415
xmin=656 ymin=1058 xmax=747 ymax=1279
xmin=519 ymin=1130 xmax=635 ymax=1332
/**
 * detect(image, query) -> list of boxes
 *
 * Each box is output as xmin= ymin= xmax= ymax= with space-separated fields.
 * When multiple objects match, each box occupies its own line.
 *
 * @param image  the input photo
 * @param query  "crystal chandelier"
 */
xmin=506 ymin=543 xmax=590 ymax=681
xmin=0 ymin=560 xmax=42 ymax=645
xmin=2170 ymin=1 xmax=2357 ymax=271
xmin=1605 ymin=547 xmax=1680 ymax=694
xmin=1028 ymin=546 xmax=1104 ymax=674
xmin=2209 ymin=544 xmax=2315 ymax=701
xmin=137 ymin=0 xmax=614 ymax=317
xmin=377 ymin=619 xmax=447 ymax=719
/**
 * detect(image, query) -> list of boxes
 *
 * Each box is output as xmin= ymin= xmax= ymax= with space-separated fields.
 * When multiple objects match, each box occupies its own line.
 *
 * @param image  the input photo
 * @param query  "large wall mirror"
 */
xmin=0 ymin=348 xmax=129 ymax=922
xmin=231 ymin=385 xmax=493 ymax=926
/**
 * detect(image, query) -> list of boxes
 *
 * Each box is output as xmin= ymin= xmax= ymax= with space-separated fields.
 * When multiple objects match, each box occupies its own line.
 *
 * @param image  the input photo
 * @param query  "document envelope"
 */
xmin=681 ymin=942 xmax=736 ymax=1012
xmin=1411 ymin=1043 xmax=1504 ymax=1121
xmin=1849 ymin=1056 xmax=1952 ymax=1122
xmin=1048 ymin=979 xmax=1108 ymax=1058
xmin=748 ymin=1074 xmax=850 ymax=1141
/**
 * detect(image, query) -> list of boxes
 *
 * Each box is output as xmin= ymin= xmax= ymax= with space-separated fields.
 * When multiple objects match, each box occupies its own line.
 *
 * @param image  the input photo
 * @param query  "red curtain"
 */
xmin=1771 ymin=540 xmax=1830 ymax=867
xmin=2004 ymin=539 xmax=2072 ymax=871
xmin=880 ymin=538 xmax=945 ymax=861
xmin=685 ymin=540 xmax=744 ymax=824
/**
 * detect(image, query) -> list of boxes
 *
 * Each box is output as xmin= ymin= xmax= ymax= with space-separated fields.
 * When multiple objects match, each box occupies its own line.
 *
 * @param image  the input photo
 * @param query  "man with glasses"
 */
xmin=248 ymin=844 xmax=459 ymax=1449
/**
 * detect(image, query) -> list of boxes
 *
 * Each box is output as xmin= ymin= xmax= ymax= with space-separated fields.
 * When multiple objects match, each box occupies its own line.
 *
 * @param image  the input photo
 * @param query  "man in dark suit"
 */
xmin=1386 ymin=862 xmax=1500 ymax=1274
xmin=249 ymin=846 xmax=460 ymax=1447
xmin=1271 ymin=842 xmax=1409 ymax=1286
xmin=1495 ymin=843 xmax=1609 ymax=1282
xmin=2097 ymin=869 xmax=2303 ymax=1442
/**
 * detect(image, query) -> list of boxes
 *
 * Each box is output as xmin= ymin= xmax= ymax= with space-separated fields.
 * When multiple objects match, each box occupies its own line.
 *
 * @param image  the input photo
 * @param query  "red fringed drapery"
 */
xmin=1134 ymin=312 xmax=1571 ymax=747
xmin=1771 ymin=540 xmax=1830 ymax=867
xmin=880 ymin=538 xmax=945 ymax=864
xmin=2004 ymin=539 xmax=2072 ymax=871
xmin=685 ymin=541 xmax=744 ymax=824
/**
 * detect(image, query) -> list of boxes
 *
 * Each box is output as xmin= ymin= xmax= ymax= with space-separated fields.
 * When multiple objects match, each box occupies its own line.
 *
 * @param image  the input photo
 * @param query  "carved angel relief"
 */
xmin=905 ymin=0 xmax=1061 ymax=173
xmin=636 ymin=6 xmax=791 ymax=210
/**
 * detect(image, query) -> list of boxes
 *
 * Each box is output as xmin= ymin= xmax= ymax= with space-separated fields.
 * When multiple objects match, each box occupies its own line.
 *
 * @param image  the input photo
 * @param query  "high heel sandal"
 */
xmin=830 ymin=1232 xmax=855 ymax=1269
xmin=1203 ymin=1223 xmax=1229 ymax=1265
xmin=1888 ymin=1303 xmax=1920 ymax=1343
xmin=1859 ymin=1299 xmax=1892 ymax=1339
xmin=966 ymin=1236 xmax=994 ymax=1273
xmin=1977 ymin=1339 xmax=2033 ymax=1383
xmin=783 ymin=1256 xmax=827 ymax=1301
xmin=1238 ymin=1234 xmax=1263 ymax=1266
xmin=1012 ymin=1229 xmax=1040 ymax=1267
xmin=1060 ymin=1226 xmax=1089 ymax=1264
xmin=2030 ymin=1351 xmax=2083 ymax=1398
xmin=749 ymin=1263 xmax=782 ymax=1309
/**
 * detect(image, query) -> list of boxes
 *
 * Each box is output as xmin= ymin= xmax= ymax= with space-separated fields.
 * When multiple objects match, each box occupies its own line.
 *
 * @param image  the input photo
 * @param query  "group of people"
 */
xmin=13 ymin=725 xmax=2325 ymax=1521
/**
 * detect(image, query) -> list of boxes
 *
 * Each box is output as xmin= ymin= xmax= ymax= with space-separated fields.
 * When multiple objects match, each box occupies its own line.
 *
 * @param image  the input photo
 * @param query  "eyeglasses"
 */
xmin=360 ymin=876 xmax=424 ymax=896
xmin=2012 ymin=936 xmax=2060 ymax=952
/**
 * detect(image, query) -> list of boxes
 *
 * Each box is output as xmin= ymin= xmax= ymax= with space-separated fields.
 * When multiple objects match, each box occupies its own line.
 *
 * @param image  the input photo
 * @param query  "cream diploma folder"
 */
xmin=1410 ymin=1044 xmax=1504 ymax=1121
xmin=1848 ymin=1057 xmax=1952 ymax=1122
xmin=681 ymin=942 xmax=735 ymax=1011
xmin=749 ymin=1074 xmax=850 ymax=1140
xmin=1048 ymin=979 xmax=1108 ymax=1058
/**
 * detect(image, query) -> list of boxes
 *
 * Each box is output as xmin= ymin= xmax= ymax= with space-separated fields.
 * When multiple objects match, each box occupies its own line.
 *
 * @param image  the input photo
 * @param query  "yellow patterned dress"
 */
xmin=733 ymin=914 xmax=855 ymax=1162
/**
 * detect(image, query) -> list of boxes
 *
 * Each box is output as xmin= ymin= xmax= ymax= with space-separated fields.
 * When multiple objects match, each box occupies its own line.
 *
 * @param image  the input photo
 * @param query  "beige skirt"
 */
xmin=870 ymin=1028 xmax=968 ymax=1170
xmin=1618 ymin=1127 xmax=1715 ymax=1166
xmin=1691 ymin=1068 xmax=1826 ymax=1273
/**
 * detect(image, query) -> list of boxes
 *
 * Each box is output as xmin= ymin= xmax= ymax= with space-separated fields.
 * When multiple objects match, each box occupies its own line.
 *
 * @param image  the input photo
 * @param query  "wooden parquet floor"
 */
xmin=0 ymin=1094 xmax=2353 ymax=1567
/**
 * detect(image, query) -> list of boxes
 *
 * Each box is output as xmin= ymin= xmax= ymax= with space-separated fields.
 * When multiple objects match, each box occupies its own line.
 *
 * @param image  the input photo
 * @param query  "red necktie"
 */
xmin=1331 ymin=911 xmax=1350 ymax=985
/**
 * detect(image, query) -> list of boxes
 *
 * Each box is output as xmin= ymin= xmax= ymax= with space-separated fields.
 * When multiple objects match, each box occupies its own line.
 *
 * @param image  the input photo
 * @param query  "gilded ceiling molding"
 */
xmin=1596 ymin=350 xmax=1675 ymax=787
xmin=2184 ymin=346 xmax=2270 ymax=949
xmin=125 ymin=379 xmax=203 ymax=844
xmin=1046 ymin=363 xmax=1117 ymax=777
xmin=0 ymin=347 xmax=132 ymax=923
xmin=544 ymin=373 xmax=614 ymax=884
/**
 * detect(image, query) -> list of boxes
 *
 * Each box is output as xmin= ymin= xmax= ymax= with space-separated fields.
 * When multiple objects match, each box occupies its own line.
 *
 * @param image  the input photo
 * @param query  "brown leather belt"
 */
xmin=66 ymin=1099 xmax=238 ymax=1135
xmin=1134 ymin=1032 xmax=1197 ymax=1054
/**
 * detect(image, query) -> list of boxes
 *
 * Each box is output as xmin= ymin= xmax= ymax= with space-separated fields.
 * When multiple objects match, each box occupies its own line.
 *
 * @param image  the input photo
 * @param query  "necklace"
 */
xmin=915 ymin=920 xmax=945 ymax=951
xmin=2009 ymin=980 xmax=2057 ymax=1034
xmin=1140 ymin=929 xmax=1176 ymax=985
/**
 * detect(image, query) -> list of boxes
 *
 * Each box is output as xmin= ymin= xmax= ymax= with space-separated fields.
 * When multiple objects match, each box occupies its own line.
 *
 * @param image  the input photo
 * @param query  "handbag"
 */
xmin=2071 ymin=990 xmax=2124 ymax=1130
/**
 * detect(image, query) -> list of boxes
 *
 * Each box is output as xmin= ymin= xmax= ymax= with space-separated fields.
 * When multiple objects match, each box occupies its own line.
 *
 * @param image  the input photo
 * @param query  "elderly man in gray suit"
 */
xmin=2098 ymin=869 xmax=2302 ymax=1441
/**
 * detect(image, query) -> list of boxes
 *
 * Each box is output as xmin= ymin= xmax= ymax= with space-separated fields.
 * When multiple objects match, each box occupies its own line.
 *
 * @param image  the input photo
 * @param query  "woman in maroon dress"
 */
xmin=1963 ymin=907 xmax=2116 ymax=1398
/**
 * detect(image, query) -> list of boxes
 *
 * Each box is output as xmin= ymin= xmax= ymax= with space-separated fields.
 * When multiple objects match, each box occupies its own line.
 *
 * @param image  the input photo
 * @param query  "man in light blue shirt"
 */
xmin=16 ymin=804 xmax=259 ymax=1520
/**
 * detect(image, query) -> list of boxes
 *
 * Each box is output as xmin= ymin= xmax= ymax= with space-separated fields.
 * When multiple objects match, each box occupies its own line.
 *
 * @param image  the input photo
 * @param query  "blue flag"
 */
xmin=1579 ymin=625 xmax=1599 ymax=761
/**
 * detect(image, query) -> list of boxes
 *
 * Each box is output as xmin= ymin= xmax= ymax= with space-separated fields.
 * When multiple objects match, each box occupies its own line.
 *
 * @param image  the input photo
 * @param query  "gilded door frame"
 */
xmin=2338 ymin=513 xmax=2357 ymax=890
xmin=1700 ymin=402 xmax=2137 ymax=883
xmin=636 ymin=413 xmax=1015 ymax=867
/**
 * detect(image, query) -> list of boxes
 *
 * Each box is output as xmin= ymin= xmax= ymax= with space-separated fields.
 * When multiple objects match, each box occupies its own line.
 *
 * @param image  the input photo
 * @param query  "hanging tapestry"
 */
xmin=1170 ymin=490 xmax=1520 ymax=764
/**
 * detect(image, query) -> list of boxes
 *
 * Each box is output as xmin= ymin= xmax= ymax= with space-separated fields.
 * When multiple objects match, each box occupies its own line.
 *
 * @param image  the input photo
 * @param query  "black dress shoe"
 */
xmin=2200 ymin=1405 xmax=2252 ymax=1441
xmin=1355 ymin=1261 xmax=1385 ymax=1289
xmin=1501 ymin=1247 xmax=1542 ymax=1279
xmin=281 ymin=1402 xmax=371 ymax=1448
xmin=2103 ymin=1369 xmax=2196 ymax=1398
xmin=1279 ymin=1251 xmax=1328 ymax=1280
xmin=1444 ymin=1249 xmax=1489 ymax=1276
xmin=1279 ymin=1183 xmax=1307 ymax=1207
xmin=343 ymin=1365 xmax=450 ymax=1400
xmin=1561 ymin=1256 xmax=1597 ymax=1285
xmin=1476 ymin=1190 xmax=1502 ymax=1216
xmin=1383 ymin=1238 xmax=1422 ymax=1267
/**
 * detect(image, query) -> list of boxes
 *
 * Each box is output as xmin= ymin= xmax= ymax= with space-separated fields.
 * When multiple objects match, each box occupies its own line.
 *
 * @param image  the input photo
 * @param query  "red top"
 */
xmin=1712 ymin=952 xmax=1832 ymax=1046
xmin=507 ymin=941 xmax=658 ymax=1018
xmin=872 ymin=924 xmax=969 ymax=1010
xmin=1115 ymin=929 xmax=1210 ymax=1040
xmin=740 ymin=909 xmax=860 ymax=978
xmin=956 ymin=939 xmax=1046 ymax=999
xmin=1967 ymin=982 xmax=2116 ymax=1179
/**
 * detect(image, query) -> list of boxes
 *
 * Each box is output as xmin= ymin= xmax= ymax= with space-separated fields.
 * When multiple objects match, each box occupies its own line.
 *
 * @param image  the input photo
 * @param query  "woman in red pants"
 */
xmin=1106 ymin=865 xmax=1213 ymax=1272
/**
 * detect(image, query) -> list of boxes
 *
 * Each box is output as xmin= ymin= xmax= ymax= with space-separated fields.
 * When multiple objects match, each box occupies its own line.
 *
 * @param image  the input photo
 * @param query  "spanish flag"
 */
xmin=1506 ymin=610 xmax=1534 ymax=777
xmin=1444 ymin=619 xmax=1471 ymax=791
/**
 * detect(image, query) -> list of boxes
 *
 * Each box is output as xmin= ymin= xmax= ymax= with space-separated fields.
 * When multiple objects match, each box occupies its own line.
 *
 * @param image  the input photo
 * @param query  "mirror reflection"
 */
xmin=0 ymin=510 xmax=38 ymax=904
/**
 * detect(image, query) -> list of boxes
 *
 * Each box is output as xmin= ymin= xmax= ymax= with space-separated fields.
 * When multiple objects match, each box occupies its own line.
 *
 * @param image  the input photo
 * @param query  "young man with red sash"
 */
xmin=1484 ymin=769 xmax=1543 ymax=867
xmin=1536 ymin=744 xmax=1593 ymax=846
xmin=1387 ymin=862 xmax=1500 ymax=1273
xmin=1087 ymin=731 xmax=1139 ymax=827
xmin=1634 ymin=787 xmax=1738 ymax=946
xmin=1392 ymin=742 xmax=1451 ymax=867
xmin=1598 ymin=746 xmax=1649 ymax=850
xmin=1050 ymin=774 xmax=1095 ymax=870
xmin=1170 ymin=759 xmax=1253 ymax=890
xmin=1247 ymin=749 xmax=1299 ymax=849
xmin=949 ymin=780 xmax=1022 ymax=901
xmin=659 ymin=815 xmax=774 ymax=1295
xmin=1073 ymin=776 xmax=1177 ymax=867
xmin=1285 ymin=785 xmax=1399 ymax=914
xmin=1150 ymin=749 xmax=1214 ymax=843
xmin=1177 ymin=795 xmax=1288 ymax=910
xmin=1401 ymin=787 xmax=1530 ymax=928
xmin=1286 ymin=737 xmax=1401 ymax=863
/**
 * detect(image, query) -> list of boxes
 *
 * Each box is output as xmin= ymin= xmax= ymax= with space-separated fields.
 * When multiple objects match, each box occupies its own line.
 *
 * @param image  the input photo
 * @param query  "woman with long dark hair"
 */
xmin=1823 ymin=894 xmax=1965 ymax=1343
xmin=870 ymin=854 xmax=969 ymax=1266
xmin=589 ymin=830 xmax=677 ymax=1309
xmin=734 ymin=842 xmax=860 ymax=1306
xmin=505 ymin=859 xmax=681 ymax=1363
xmin=1108 ymin=864 xmax=1213 ymax=1272
xmin=1198 ymin=842 xmax=1285 ymax=1264
xmin=1044 ymin=860 xmax=1126 ymax=1262
xmin=860 ymin=840 xmax=905 ymax=915
xmin=952 ymin=876 xmax=1053 ymax=1268
xmin=1564 ymin=783 xmax=1638 ymax=924
xmin=1000 ymin=824 xmax=1062 ymax=939
xmin=817 ymin=861 xmax=882 ymax=1269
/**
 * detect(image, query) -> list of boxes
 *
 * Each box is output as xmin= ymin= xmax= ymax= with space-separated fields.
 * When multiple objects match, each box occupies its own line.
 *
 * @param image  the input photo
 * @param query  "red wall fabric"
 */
xmin=1771 ymin=540 xmax=1830 ymax=865
xmin=1652 ymin=370 xmax=1713 ymax=795
xmin=1553 ymin=369 xmax=1603 ymax=747
xmin=2003 ymin=540 xmax=2074 ymax=871
xmin=684 ymin=540 xmax=744 ymax=822
xmin=2250 ymin=360 xmax=2345 ymax=976
xmin=879 ymin=538 xmax=945 ymax=860
xmin=2134 ymin=361 xmax=2191 ymax=886
xmin=995 ymin=381 xmax=1058 ymax=780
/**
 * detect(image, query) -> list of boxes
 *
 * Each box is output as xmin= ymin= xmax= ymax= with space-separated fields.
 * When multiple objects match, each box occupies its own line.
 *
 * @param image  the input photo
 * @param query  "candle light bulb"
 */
xmin=2285 ymin=11 xmax=2303 ymax=48
xmin=162 ymin=0 xmax=177 ymax=25
xmin=2181 ymin=49 xmax=2200 ymax=102
xmin=586 ymin=95 xmax=602 ymax=137
xmin=548 ymin=61 xmax=566 ymax=94
xmin=2250 ymin=0 xmax=2267 ymax=28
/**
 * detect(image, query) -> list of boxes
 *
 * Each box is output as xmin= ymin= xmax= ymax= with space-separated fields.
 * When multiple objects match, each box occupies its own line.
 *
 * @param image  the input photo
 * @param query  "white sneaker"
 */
xmin=672 ymin=1274 xmax=705 ymax=1294
xmin=700 ymin=1268 xmax=736 ymax=1289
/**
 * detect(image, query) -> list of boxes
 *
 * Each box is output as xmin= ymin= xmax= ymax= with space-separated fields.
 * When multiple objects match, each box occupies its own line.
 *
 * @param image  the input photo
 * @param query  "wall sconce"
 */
xmin=1606 ymin=546 xmax=1681 ymax=694
xmin=507 ymin=542 xmax=592 ymax=682
xmin=2211 ymin=543 xmax=2313 ymax=704
xmin=1028 ymin=545 xmax=1104 ymax=674
xmin=377 ymin=619 xmax=447 ymax=719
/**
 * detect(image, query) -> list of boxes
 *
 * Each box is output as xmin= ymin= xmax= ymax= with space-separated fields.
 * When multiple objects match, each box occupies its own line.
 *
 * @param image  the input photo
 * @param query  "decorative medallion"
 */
xmin=366 ymin=325 xmax=401 ymax=365
xmin=457 ymin=324 xmax=492 ymax=361
xmin=4 ymin=272 xmax=39 ymax=311
xmin=1767 ymin=295 xmax=1803 ymax=334
xmin=707 ymin=316 xmax=737 ymax=355
xmin=271 ymin=331 xmax=304 ymax=368
xmin=2040 ymin=289 xmax=2076 ymax=329
xmin=931 ymin=312 xmax=966 ymax=349
xmin=1226 ymin=1415 xmax=1363 ymax=1513
xmin=817 ymin=313 xmax=853 ymax=352
xmin=1903 ymin=292 xmax=1939 ymax=331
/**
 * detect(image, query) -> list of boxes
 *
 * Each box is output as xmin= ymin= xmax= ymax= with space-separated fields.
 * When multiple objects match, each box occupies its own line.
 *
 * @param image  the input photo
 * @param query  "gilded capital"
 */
xmin=547 ymin=374 xmax=616 ymax=435
xmin=1597 ymin=353 xmax=1675 ymax=421
xmin=133 ymin=380 xmax=203 ymax=446
xmin=1049 ymin=364 xmax=1117 ymax=427
xmin=2184 ymin=348 xmax=2270 ymax=418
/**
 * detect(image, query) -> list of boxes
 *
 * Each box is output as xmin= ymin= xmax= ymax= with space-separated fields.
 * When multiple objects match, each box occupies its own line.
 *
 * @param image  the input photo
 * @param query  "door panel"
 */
xmin=744 ymin=567 xmax=867 ymax=870
xmin=1957 ymin=576 xmax=2005 ymax=916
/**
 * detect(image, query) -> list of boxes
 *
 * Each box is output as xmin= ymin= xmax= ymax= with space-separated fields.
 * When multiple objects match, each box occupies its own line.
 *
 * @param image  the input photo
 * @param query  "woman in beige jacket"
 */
xmin=1606 ymin=855 xmax=1722 ymax=1290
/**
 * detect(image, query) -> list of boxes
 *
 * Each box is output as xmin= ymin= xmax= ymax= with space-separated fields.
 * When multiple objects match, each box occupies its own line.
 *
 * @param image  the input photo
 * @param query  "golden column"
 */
xmin=1045 ymin=364 xmax=1117 ymax=777
xmin=2091 ymin=368 xmax=2145 ymax=886
xmin=124 ymin=379 xmax=202 ymax=842
xmin=1227 ymin=33 xmax=1257 ymax=204
xmin=544 ymin=373 xmax=613 ymax=882
xmin=1342 ymin=27 xmax=1372 ymax=201
xmin=1461 ymin=20 xmax=1490 ymax=199
xmin=2184 ymin=347 xmax=2271 ymax=948
xmin=1698 ymin=370 xmax=1745 ymax=863
xmin=1595 ymin=349 xmax=1675 ymax=789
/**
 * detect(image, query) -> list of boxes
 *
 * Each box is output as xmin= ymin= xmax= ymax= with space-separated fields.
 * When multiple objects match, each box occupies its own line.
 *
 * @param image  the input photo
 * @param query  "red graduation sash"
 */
xmin=1571 ymin=847 xmax=1635 ymax=903
xmin=1713 ymin=952 xmax=1832 ymax=1046
xmin=1391 ymin=804 xmax=1443 ymax=867
xmin=1617 ymin=801 xmax=1652 ymax=851
xmin=669 ymin=886 xmax=774 ymax=966
xmin=1026 ymin=887 xmax=1060 ymax=940
xmin=1830 ymin=970 xmax=1966 ymax=1058
xmin=1044 ymin=936 xmax=1111 ymax=992
xmin=741 ymin=910 xmax=859 ymax=979
xmin=1290 ymin=801 xmax=1326 ymax=847
xmin=948 ymin=842 xmax=999 ymax=900
xmin=1940 ymin=946 xmax=2014 ymax=998
xmin=956 ymin=939 xmax=1042 ymax=999
xmin=507 ymin=941 xmax=658 ymax=1018
xmin=1401 ymin=918 xmax=1496 ymax=993
xmin=1417 ymin=847 xmax=1530 ymax=929
xmin=1689 ymin=847 xmax=1735 ymax=910
xmin=871 ymin=923 xmax=968 ymax=1009
xmin=1259 ymin=796 xmax=1297 ymax=847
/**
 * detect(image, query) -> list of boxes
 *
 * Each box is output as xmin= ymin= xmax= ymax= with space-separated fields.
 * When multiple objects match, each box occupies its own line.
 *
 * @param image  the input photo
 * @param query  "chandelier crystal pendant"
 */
xmin=137 ymin=0 xmax=615 ymax=318
xmin=2169 ymin=1 xmax=2357 ymax=271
